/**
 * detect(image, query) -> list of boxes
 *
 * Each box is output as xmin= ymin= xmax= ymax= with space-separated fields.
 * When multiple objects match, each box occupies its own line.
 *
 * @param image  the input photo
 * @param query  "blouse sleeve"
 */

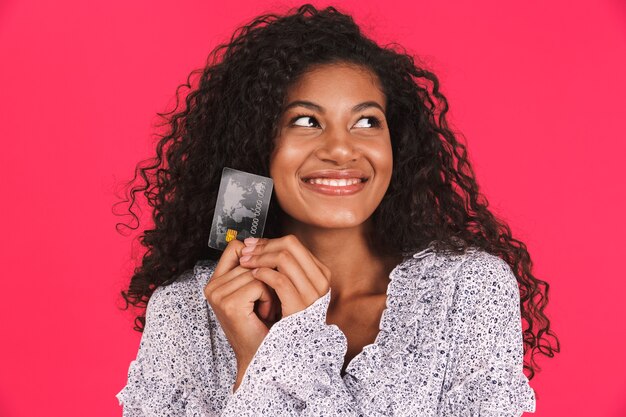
xmin=116 ymin=272 xmax=230 ymax=417
xmin=220 ymin=289 xmax=366 ymax=416
xmin=438 ymin=252 xmax=536 ymax=417
xmin=117 ymin=269 xmax=365 ymax=416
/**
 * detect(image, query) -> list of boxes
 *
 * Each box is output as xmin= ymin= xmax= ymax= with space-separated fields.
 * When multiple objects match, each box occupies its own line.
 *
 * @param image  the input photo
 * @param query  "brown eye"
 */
xmin=353 ymin=116 xmax=381 ymax=128
xmin=291 ymin=115 xmax=320 ymax=127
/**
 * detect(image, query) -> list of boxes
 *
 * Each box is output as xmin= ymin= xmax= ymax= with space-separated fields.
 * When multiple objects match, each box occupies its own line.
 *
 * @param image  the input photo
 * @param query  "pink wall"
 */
xmin=1 ymin=0 xmax=625 ymax=416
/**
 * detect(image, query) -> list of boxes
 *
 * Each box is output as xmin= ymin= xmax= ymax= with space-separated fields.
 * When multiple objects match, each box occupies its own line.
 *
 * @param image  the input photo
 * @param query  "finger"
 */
xmin=212 ymin=238 xmax=247 ymax=279
xmin=257 ymin=284 xmax=281 ymax=321
xmin=262 ymin=236 xmax=330 ymax=286
xmin=210 ymin=270 xmax=274 ymax=316
xmin=221 ymin=278 xmax=272 ymax=319
xmin=243 ymin=235 xmax=330 ymax=294
xmin=253 ymin=238 xmax=331 ymax=285
xmin=204 ymin=265 xmax=251 ymax=299
xmin=211 ymin=270 xmax=270 ymax=303
xmin=206 ymin=265 xmax=250 ymax=289
xmin=240 ymin=249 xmax=320 ymax=305
xmin=242 ymin=235 xmax=330 ymax=293
xmin=251 ymin=267 xmax=307 ymax=318
xmin=308 ymin=253 xmax=332 ymax=283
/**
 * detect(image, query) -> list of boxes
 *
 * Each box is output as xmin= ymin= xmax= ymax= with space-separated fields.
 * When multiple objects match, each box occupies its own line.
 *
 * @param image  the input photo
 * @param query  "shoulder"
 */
xmin=146 ymin=260 xmax=217 ymax=322
xmin=397 ymin=244 xmax=519 ymax=307
xmin=140 ymin=261 xmax=221 ymax=354
xmin=438 ymin=248 xmax=521 ymax=326
xmin=449 ymin=249 xmax=519 ymax=302
xmin=193 ymin=259 xmax=218 ymax=287
xmin=406 ymin=242 xmax=516 ymax=290
xmin=150 ymin=259 xmax=217 ymax=299
xmin=148 ymin=269 xmax=196 ymax=311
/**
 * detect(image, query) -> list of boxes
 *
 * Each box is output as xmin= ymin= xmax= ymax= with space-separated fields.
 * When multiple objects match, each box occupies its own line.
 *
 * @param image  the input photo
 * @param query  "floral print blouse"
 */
xmin=117 ymin=244 xmax=536 ymax=416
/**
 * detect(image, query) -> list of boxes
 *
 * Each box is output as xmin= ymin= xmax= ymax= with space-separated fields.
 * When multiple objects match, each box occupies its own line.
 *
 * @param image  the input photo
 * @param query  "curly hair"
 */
xmin=114 ymin=3 xmax=559 ymax=380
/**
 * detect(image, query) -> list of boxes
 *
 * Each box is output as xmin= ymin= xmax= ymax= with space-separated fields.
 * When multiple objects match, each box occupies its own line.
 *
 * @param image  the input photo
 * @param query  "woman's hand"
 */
xmin=203 ymin=239 xmax=281 ymax=390
xmin=238 ymin=234 xmax=332 ymax=318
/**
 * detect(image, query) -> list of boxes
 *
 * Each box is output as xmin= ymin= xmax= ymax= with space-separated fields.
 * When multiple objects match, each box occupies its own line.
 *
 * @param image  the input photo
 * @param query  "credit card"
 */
xmin=208 ymin=167 xmax=274 ymax=251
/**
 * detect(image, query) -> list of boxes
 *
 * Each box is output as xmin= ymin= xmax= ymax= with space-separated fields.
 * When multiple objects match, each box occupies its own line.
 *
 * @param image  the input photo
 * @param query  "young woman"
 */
xmin=115 ymin=4 xmax=560 ymax=416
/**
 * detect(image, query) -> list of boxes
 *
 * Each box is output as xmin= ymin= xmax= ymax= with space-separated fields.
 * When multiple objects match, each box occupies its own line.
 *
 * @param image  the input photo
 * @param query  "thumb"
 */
xmin=213 ymin=238 xmax=246 ymax=278
xmin=254 ymin=282 xmax=274 ymax=320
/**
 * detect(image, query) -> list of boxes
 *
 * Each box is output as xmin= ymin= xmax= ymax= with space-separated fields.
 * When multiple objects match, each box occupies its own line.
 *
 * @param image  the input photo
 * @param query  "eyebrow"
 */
xmin=283 ymin=100 xmax=385 ymax=114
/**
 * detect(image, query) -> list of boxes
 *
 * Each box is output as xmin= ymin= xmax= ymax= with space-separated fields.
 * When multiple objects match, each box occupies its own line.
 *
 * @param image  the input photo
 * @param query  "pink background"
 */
xmin=1 ymin=0 xmax=625 ymax=416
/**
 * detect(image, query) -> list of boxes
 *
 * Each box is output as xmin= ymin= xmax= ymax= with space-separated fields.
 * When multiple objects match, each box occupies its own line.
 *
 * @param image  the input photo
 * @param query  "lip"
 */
xmin=300 ymin=169 xmax=369 ymax=180
xmin=300 ymin=177 xmax=367 ymax=196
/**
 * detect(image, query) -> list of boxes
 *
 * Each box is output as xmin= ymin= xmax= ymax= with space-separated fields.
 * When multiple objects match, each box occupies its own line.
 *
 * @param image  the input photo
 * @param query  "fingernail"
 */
xmin=244 ymin=237 xmax=258 ymax=245
xmin=240 ymin=255 xmax=252 ymax=262
xmin=241 ymin=246 xmax=254 ymax=254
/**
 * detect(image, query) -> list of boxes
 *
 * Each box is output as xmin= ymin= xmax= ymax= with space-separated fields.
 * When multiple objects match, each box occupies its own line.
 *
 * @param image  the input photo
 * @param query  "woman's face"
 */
xmin=270 ymin=62 xmax=393 ymax=230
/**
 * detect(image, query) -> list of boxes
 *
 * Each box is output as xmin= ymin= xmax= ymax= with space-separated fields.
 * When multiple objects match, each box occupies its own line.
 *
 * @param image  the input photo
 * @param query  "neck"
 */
xmin=281 ymin=216 xmax=402 ymax=301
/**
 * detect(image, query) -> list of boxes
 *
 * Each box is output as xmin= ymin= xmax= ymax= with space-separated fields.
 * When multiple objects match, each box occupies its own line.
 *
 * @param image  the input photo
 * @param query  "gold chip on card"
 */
xmin=225 ymin=228 xmax=238 ymax=243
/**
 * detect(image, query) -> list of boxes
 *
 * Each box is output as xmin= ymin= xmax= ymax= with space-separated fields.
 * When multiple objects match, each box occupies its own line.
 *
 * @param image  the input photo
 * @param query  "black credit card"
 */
xmin=208 ymin=167 xmax=273 ymax=251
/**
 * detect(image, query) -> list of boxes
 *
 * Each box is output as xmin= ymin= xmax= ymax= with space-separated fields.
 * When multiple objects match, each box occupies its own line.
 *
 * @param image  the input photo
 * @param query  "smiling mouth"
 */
xmin=299 ymin=176 xmax=369 ymax=196
xmin=301 ymin=177 xmax=368 ymax=186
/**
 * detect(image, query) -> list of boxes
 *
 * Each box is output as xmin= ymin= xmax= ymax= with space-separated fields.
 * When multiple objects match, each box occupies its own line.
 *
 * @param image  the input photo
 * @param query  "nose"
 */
xmin=314 ymin=126 xmax=360 ymax=165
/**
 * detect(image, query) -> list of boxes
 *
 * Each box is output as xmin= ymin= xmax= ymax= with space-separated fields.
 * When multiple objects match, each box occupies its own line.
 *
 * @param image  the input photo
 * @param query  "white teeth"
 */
xmin=306 ymin=178 xmax=362 ymax=186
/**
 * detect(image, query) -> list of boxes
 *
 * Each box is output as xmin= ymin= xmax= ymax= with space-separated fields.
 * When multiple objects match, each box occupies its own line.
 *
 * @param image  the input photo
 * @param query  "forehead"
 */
xmin=285 ymin=63 xmax=386 ymax=105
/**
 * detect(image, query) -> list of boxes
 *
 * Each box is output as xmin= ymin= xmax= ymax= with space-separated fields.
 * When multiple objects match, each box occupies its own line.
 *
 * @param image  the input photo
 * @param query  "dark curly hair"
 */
xmin=114 ymin=3 xmax=559 ymax=381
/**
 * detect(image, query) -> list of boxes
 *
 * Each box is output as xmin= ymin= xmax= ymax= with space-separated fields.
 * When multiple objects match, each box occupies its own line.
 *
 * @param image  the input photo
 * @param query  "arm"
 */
xmin=117 ymin=266 xmax=367 ymax=416
xmin=220 ymin=289 xmax=368 ymax=416
xmin=116 ymin=270 xmax=234 ymax=417
xmin=438 ymin=252 xmax=536 ymax=417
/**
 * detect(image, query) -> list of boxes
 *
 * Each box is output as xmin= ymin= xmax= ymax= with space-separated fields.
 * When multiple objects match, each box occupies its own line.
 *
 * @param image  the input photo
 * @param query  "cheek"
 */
xmin=370 ymin=141 xmax=394 ymax=178
xmin=269 ymin=147 xmax=304 ymax=217
xmin=270 ymin=138 xmax=314 ymax=170
xmin=269 ymin=145 xmax=301 ymax=189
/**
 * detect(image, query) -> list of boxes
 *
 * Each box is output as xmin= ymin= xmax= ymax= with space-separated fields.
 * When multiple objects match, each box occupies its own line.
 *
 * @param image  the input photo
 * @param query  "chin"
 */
xmin=304 ymin=212 xmax=369 ymax=229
